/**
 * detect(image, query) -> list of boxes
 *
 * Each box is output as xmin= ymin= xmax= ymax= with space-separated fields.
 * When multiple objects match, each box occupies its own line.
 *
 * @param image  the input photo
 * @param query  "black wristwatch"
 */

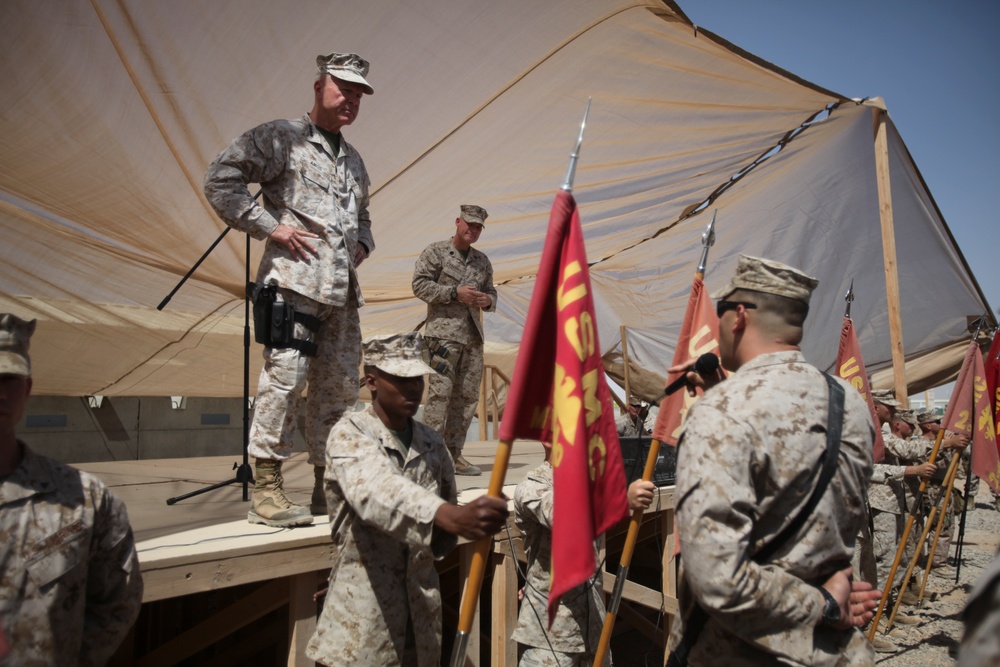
xmin=451 ymin=286 xmax=458 ymax=301
xmin=817 ymin=586 xmax=841 ymax=626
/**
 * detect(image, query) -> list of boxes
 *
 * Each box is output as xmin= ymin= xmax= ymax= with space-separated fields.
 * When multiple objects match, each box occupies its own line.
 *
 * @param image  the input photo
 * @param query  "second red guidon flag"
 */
xmin=651 ymin=274 xmax=721 ymax=446
xmin=498 ymin=190 xmax=629 ymax=623
xmin=942 ymin=340 xmax=1000 ymax=493
xmin=835 ymin=316 xmax=886 ymax=463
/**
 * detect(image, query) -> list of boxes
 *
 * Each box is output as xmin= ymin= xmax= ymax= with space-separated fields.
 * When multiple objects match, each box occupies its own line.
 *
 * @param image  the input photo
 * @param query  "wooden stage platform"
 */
xmin=78 ymin=439 xmax=676 ymax=666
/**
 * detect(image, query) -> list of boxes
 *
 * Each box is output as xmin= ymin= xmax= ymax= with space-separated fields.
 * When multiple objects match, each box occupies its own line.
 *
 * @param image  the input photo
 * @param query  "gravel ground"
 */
xmin=872 ymin=484 xmax=1000 ymax=666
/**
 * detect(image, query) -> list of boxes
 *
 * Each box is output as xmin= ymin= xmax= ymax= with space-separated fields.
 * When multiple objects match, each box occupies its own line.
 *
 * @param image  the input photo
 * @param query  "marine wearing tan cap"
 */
xmin=871 ymin=389 xmax=901 ymax=408
xmin=917 ymin=410 xmax=941 ymax=424
xmin=363 ymin=332 xmax=436 ymax=377
xmin=411 ymin=203 xmax=497 ymax=476
xmin=459 ymin=205 xmax=488 ymax=226
xmin=316 ymin=52 xmax=374 ymax=95
xmin=712 ymin=254 xmax=819 ymax=304
xmin=894 ymin=408 xmax=919 ymax=429
xmin=0 ymin=313 xmax=36 ymax=377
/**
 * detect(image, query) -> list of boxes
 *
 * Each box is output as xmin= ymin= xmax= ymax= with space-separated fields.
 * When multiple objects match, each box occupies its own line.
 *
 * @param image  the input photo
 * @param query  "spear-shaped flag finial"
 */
xmin=561 ymin=97 xmax=591 ymax=193
xmin=844 ymin=279 xmax=855 ymax=319
xmin=697 ymin=210 xmax=717 ymax=276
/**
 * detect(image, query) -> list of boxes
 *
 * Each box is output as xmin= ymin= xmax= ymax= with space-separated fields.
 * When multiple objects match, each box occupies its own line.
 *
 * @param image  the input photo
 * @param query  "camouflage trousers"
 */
xmin=871 ymin=508 xmax=922 ymax=593
xmin=422 ymin=337 xmax=482 ymax=454
xmin=249 ymin=288 xmax=361 ymax=466
xmin=853 ymin=508 xmax=877 ymax=589
xmin=925 ymin=485 xmax=955 ymax=566
xmin=520 ymin=646 xmax=610 ymax=667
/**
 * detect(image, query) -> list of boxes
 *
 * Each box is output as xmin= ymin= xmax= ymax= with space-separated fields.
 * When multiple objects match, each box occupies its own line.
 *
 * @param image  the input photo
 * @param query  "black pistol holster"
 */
xmin=424 ymin=337 xmax=453 ymax=376
xmin=248 ymin=282 xmax=321 ymax=357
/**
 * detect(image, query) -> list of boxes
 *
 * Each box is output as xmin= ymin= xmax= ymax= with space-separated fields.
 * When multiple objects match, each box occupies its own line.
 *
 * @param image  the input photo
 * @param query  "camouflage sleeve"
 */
xmin=676 ymin=403 xmax=825 ymax=641
xmin=412 ymin=245 xmax=450 ymax=305
xmin=328 ymin=420 xmax=448 ymax=550
xmin=514 ymin=475 xmax=553 ymax=531
xmin=356 ymin=159 xmax=374 ymax=256
xmin=482 ymin=255 xmax=497 ymax=312
xmin=871 ymin=462 xmax=906 ymax=484
xmin=80 ymin=486 xmax=143 ymax=667
xmin=203 ymin=122 xmax=287 ymax=240
xmin=885 ymin=432 xmax=932 ymax=462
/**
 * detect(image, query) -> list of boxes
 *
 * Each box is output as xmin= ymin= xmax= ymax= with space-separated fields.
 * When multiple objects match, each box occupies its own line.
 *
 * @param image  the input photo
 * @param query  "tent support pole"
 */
xmin=621 ymin=325 xmax=632 ymax=404
xmin=873 ymin=107 xmax=908 ymax=405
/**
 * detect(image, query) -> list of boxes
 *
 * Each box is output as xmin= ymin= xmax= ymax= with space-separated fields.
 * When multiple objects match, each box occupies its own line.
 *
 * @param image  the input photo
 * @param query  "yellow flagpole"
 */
xmin=869 ymin=428 xmax=945 ymax=638
xmin=884 ymin=451 xmax=960 ymax=630
xmin=449 ymin=440 xmax=513 ymax=666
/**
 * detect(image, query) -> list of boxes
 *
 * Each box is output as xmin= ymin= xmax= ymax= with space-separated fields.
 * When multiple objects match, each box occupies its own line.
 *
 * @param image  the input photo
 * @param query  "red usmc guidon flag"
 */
xmin=498 ymin=189 xmax=629 ymax=624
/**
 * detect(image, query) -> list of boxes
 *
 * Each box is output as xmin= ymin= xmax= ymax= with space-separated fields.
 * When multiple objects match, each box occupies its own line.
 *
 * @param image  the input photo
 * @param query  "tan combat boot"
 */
xmin=310 ymin=466 xmax=327 ymax=516
xmin=450 ymin=449 xmax=481 ymax=476
xmin=870 ymin=635 xmax=899 ymax=654
xmin=249 ymin=459 xmax=313 ymax=527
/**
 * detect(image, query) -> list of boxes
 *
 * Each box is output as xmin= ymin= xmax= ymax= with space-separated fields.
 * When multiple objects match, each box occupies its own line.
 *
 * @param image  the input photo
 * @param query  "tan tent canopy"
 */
xmin=1 ymin=0 xmax=993 ymax=397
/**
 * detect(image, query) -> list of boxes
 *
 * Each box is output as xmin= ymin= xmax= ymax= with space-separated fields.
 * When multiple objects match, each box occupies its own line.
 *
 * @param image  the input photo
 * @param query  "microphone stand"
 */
xmin=160 ymin=224 xmax=255 ymax=505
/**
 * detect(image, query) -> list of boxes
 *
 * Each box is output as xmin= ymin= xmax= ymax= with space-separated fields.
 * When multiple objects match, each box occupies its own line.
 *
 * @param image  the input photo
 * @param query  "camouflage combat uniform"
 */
xmin=204 ymin=115 xmax=372 ymax=465
xmin=668 ymin=351 xmax=875 ymax=666
xmin=411 ymin=239 xmax=496 ymax=457
xmin=874 ymin=430 xmax=930 ymax=590
xmin=512 ymin=461 xmax=610 ymax=667
xmin=0 ymin=444 xmax=143 ymax=666
xmin=306 ymin=406 xmax=457 ymax=666
xmin=615 ymin=414 xmax=642 ymax=439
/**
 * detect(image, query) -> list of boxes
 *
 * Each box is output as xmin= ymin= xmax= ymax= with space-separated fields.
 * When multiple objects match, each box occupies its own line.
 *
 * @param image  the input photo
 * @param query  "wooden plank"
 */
xmin=479 ymin=366 xmax=488 ymax=441
xmin=603 ymin=571 xmax=677 ymax=616
xmin=287 ymin=570 xmax=324 ymax=667
xmin=135 ymin=578 xmax=289 ymax=667
xmin=661 ymin=501 xmax=677 ymax=667
xmin=872 ymin=106 xmax=908 ymax=405
xmin=491 ymin=551 xmax=518 ymax=667
xmin=141 ymin=541 xmax=334 ymax=602
xmin=621 ymin=325 xmax=632 ymax=403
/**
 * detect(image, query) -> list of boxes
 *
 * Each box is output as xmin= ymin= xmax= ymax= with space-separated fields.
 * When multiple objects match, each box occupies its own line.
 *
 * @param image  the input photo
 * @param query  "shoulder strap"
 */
xmin=753 ymin=373 xmax=845 ymax=563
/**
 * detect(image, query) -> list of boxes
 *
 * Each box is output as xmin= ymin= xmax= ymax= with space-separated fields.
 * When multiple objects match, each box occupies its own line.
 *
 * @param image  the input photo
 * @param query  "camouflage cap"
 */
xmin=871 ymin=389 xmax=901 ymax=408
xmin=712 ymin=254 xmax=819 ymax=304
xmin=363 ymin=332 xmax=435 ymax=377
xmin=917 ymin=410 xmax=941 ymax=424
xmin=0 ymin=313 xmax=36 ymax=377
xmin=894 ymin=409 xmax=919 ymax=428
xmin=460 ymin=205 xmax=488 ymax=226
xmin=317 ymin=52 xmax=374 ymax=95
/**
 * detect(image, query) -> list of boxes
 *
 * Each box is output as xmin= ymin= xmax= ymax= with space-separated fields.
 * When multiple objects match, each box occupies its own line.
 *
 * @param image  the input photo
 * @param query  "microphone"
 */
xmin=663 ymin=352 xmax=720 ymax=396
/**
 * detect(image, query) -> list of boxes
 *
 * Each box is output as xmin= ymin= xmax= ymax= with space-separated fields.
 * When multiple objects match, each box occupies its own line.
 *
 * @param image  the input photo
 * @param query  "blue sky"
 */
xmin=682 ymin=0 xmax=1000 ymax=325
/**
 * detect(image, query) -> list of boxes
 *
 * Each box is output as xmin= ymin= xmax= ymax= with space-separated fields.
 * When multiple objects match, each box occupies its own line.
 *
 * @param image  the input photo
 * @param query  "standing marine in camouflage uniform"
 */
xmin=204 ymin=52 xmax=376 ymax=526
xmin=306 ymin=332 xmax=508 ymax=667
xmin=0 ymin=313 xmax=143 ymax=666
xmin=615 ymin=400 xmax=648 ymax=438
xmin=666 ymin=256 xmax=879 ymax=666
xmin=412 ymin=205 xmax=497 ymax=476
xmin=513 ymin=441 xmax=654 ymax=667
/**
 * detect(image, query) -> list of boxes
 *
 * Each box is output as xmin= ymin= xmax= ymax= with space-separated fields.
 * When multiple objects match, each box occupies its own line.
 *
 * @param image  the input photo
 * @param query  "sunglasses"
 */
xmin=716 ymin=300 xmax=757 ymax=318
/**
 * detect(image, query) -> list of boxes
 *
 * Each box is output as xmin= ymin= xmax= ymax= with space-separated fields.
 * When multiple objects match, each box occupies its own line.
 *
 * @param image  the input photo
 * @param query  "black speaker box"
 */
xmin=618 ymin=436 xmax=677 ymax=487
